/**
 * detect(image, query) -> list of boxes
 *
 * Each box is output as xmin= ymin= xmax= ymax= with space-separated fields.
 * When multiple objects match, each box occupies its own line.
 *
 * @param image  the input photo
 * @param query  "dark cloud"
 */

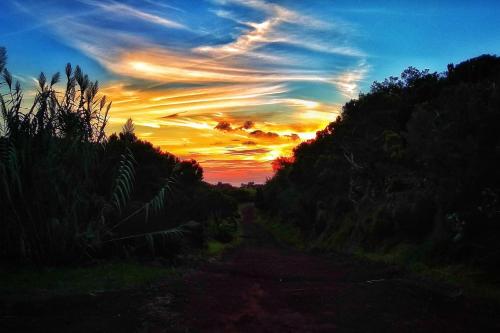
xmin=249 ymin=130 xmax=279 ymax=139
xmin=241 ymin=120 xmax=255 ymax=129
xmin=226 ymin=148 xmax=271 ymax=156
xmin=163 ymin=111 xmax=188 ymax=118
xmin=213 ymin=121 xmax=297 ymax=143
xmin=214 ymin=121 xmax=232 ymax=131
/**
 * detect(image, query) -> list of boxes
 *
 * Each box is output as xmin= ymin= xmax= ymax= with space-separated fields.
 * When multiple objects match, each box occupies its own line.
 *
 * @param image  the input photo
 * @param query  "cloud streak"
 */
xmin=8 ymin=0 xmax=368 ymax=184
xmin=80 ymin=0 xmax=187 ymax=30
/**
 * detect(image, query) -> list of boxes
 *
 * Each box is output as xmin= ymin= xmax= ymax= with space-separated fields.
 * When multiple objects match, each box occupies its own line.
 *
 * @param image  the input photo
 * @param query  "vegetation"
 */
xmin=0 ymin=262 xmax=176 ymax=296
xmin=0 ymin=47 xmax=239 ymax=266
xmin=205 ymin=203 xmax=247 ymax=257
xmin=258 ymin=55 xmax=500 ymax=274
xmin=206 ymin=235 xmax=240 ymax=257
xmin=3 ymin=43 xmax=499 ymax=303
xmin=213 ymin=182 xmax=258 ymax=204
xmin=256 ymin=214 xmax=305 ymax=249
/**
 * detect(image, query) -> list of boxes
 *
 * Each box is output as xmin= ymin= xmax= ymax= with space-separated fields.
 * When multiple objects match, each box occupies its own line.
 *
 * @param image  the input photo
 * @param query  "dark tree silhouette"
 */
xmin=259 ymin=55 xmax=500 ymax=270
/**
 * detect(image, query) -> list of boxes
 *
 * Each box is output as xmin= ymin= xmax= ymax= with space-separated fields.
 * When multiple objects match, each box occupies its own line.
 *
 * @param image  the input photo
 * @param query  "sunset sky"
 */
xmin=1 ymin=0 xmax=499 ymax=184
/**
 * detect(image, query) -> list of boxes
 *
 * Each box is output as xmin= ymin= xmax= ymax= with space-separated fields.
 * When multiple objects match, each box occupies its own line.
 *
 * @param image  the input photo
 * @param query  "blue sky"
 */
xmin=1 ymin=0 xmax=499 ymax=184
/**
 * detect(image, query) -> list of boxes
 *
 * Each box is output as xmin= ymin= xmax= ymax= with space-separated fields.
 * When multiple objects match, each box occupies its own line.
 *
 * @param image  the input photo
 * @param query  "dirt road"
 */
xmin=180 ymin=205 xmax=500 ymax=332
xmin=2 ymin=205 xmax=499 ymax=332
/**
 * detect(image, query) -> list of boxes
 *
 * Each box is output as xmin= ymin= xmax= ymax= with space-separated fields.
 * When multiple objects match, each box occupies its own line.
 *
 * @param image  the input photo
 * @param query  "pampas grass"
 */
xmin=0 ymin=48 xmax=188 ymax=264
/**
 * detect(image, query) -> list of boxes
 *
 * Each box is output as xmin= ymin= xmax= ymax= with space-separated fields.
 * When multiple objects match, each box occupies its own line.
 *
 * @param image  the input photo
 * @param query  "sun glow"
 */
xmin=4 ymin=0 xmax=499 ymax=186
xmin=20 ymin=0 xmax=361 ymax=185
xmin=101 ymin=77 xmax=339 ymax=185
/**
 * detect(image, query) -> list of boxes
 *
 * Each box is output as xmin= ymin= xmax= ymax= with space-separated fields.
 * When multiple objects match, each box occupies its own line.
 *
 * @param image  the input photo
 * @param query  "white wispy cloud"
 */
xmin=7 ymin=0 xmax=370 ymax=183
xmin=142 ymin=0 xmax=186 ymax=13
xmin=79 ymin=0 xmax=187 ymax=30
xmin=13 ymin=0 xmax=370 ymax=106
xmin=213 ymin=0 xmax=331 ymax=29
xmin=202 ymin=0 xmax=363 ymax=60
xmin=331 ymin=61 xmax=371 ymax=98
xmin=193 ymin=18 xmax=283 ymax=58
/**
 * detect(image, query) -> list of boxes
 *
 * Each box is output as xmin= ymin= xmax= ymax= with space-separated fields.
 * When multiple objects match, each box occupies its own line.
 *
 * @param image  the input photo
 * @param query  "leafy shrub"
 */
xmin=0 ymin=48 xmax=198 ymax=265
xmin=208 ymin=218 xmax=238 ymax=243
xmin=259 ymin=54 xmax=500 ymax=270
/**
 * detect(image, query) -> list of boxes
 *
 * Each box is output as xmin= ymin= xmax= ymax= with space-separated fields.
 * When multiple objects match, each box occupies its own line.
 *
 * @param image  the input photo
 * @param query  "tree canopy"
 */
xmin=258 ymin=55 xmax=500 ymax=270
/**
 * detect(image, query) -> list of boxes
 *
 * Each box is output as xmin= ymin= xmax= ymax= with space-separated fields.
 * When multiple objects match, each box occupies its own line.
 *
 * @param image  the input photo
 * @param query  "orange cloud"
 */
xmin=100 ymin=80 xmax=340 ymax=185
xmin=12 ymin=0 xmax=367 ymax=185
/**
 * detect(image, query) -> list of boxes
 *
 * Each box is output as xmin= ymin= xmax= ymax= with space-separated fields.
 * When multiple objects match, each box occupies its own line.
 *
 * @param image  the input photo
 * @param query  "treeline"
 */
xmin=0 ymin=47 xmax=238 ymax=265
xmin=257 ymin=55 xmax=500 ymax=271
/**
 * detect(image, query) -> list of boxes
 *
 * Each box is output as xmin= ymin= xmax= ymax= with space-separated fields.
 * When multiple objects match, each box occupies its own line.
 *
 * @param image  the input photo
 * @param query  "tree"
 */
xmin=259 ymin=55 xmax=500 ymax=269
xmin=119 ymin=118 xmax=137 ymax=142
xmin=175 ymin=160 xmax=203 ymax=185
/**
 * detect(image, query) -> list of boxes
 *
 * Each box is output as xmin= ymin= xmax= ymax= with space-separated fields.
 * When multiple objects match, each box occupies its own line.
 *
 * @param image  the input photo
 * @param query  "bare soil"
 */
xmin=2 ymin=205 xmax=500 ymax=332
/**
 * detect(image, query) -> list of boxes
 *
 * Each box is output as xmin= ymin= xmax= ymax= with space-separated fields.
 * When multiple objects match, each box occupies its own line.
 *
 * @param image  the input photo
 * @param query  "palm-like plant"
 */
xmin=0 ymin=48 xmax=189 ymax=264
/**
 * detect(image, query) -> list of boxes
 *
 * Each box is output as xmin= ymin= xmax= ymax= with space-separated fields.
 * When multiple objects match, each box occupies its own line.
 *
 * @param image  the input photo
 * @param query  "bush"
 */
xmin=208 ymin=218 xmax=238 ymax=243
xmin=0 ymin=48 xmax=201 ymax=265
xmin=259 ymin=54 xmax=500 ymax=270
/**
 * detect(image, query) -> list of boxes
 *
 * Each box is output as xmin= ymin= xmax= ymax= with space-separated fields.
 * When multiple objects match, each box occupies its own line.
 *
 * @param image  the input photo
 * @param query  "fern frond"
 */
xmin=145 ymin=176 xmax=178 ymax=219
xmin=110 ymin=147 xmax=136 ymax=213
xmin=109 ymin=174 xmax=178 ymax=233
xmin=105 ymin=226 xmax=188 ymax=243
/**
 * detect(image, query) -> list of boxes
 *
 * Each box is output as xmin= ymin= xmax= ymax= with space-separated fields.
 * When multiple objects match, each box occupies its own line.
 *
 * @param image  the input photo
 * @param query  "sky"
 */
xmin=1 ymin=0 xmax=499 ymax=184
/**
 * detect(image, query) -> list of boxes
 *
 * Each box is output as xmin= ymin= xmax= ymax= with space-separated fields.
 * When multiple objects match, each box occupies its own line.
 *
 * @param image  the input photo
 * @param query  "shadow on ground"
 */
xmin=2 ymin=205 xmax=500 ymax=332
xmin=180 ymin=205 xmax=500 ymax=332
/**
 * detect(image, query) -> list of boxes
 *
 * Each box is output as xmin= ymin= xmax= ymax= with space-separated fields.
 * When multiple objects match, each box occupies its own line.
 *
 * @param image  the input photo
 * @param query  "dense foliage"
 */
xmin=258 ymin=55 xmax=500 ymax=270
xmin=0 ymin=48 xmax=238 ymax=265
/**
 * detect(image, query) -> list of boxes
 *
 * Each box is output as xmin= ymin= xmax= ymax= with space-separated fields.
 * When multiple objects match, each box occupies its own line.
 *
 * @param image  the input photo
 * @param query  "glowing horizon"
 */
xmin=2 ymin=0 xmax=499 ymax=185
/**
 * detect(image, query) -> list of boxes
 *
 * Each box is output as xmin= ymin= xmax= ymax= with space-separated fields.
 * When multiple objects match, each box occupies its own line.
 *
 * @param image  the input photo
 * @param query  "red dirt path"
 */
xmin=180 ymin=205 xmax=500 ymax=332
xmin=2 ymin=205 xmax=499 ymax=332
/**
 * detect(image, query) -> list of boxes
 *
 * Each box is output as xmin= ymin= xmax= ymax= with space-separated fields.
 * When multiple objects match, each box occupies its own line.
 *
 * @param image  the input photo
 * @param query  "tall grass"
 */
xmin=0 ymin=47 xmax=187 ymax=265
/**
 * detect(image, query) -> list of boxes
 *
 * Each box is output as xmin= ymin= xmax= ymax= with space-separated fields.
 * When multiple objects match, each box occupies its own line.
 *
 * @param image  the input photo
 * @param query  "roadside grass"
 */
xmin=255 ymin=213 xmax=305 ymax=250
xmin=205 ymin=204 xmax=249 ymax=257
xmin=1 ymin=206 xmax=248 ymax=297
xmin=206 ymin=221 xmax=242 ymax=257
xmin=355 ymin=246 xmax=500 ymax=301
xmin=206 ymin=240 xmax=226 ymax=256
xmin=0 ymin=262 xmax=177 ymax=297
xmin=256 ymin=212 xmax=500 ymax=302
